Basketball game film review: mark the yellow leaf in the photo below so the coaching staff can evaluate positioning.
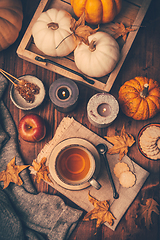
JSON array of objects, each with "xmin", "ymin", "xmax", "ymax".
[
  {"xmin": 109, "ymin": 22, "xmax": 137, "ymax": 41},
  {"xmin": 30, "ymin": 157, "xmax": 52, "ymax": 183},
  {"xmin": 56, "ymin": 12, "xmax": 99, "ymax": 49},
  {"xmin": 104, "ymin": 125, "xmax": 135, "ymax": 160},
  {"xmin": 83, "ymin": 192, "xmax": 116, "ymax": 228},
  {"xmin": 0, "ymin": 156, "xmax": 29, "ymax": 189},
  {"xmin": 70, "ymin": 12, "xmax": 99, "ymax": 45}
]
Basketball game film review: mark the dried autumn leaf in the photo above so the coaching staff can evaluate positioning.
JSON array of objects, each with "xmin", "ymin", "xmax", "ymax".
[
  {"xmin": 30, "ymin": 157, "xmax": 51, "ymax": 183},
  {"xmin": 104, "ymin": 125, "xmax": 135, "ymax": 160},
  {"xmin": 110, "ymin": 22, "xmax": 137, "ymax": 41},
  {"xmin": 83, "ymin": 192, "xmax": 116, "ymax": 228},
  {"xmin": 70, "ymin": 12, "xmax": 99, "ymax": 45},
  {"xmin": 0, "ymin": 156, "xmax": 29, "ymax": 189},
  {"xmin": 136, "ymin": 198, "xmax": 159, "ymax": 229}
]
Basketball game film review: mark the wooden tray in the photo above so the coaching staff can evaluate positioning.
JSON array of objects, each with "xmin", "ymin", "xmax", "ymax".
[{"xmin": 17, "ymin": 0, "xmax": 152, "ymax": 92}]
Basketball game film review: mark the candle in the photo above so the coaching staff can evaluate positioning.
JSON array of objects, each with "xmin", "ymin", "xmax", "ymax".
[
  {"xmin": 57, "ymin": 86, "xmax": 70, "ymax": 100},
  {"xmin": 49, "ymin": 77, "xmax": 79, "ymax": 113},
  {"xmin": 87, "ymin": 93, "xmax": 119, "ymax": 128},
  {"xmin": 97, "ymin": 103, "xmax": 111, "ymax": 117}
]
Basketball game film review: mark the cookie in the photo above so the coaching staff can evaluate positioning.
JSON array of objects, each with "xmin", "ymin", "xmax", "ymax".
[
  {"xmin": 114, "ymin": 162, "xmax": 130, "ymax": 178},
  {"xmin": 119, "ymin": 171, "xmax": 136, "ymax": 188},
  {"xmin": 114, "ymin": 162, "xmax": 136, "ymax": 188}
]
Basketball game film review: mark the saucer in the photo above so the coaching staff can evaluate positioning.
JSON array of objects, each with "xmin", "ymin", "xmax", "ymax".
[
  {"xmin": 48, "ymin": 138, "xmax": 101, "ymax": 190},
  {"xmin": 10, "ymin": 75, "xmax": 45, "ymax": 110}
]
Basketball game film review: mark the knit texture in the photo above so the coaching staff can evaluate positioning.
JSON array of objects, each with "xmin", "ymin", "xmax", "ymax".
[{"xmin": 0, "ymin": 74, "xmax": 82, "ymax": 240}]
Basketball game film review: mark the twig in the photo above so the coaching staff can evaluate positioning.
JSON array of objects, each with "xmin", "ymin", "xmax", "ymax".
[
  {"xmin": 55, "ymin": 33, "xmax": 73, "ymax": 49},
  {"xmin": 0, "ymin": 69, "xmax": 20, "ymax": 85}
]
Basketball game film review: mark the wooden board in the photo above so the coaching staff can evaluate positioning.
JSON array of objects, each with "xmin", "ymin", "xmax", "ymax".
[{"xmin": 17, "ymin": 0, "xmax": 152, "ymax": 92}]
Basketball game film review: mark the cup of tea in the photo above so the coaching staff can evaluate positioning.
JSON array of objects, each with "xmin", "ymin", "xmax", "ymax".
[{"xmin": 49, "ymin": 142, "xmax": 101, "ymax": 190}]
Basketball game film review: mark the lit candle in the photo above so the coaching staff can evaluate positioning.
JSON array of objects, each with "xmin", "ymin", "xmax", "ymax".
[
  {"xmin": 57, "ymin": 87, "xmax": 70, "ymax": 100},
  {"xmin": 87, "ymin": 93, "xmax": 119, "ymax": 128},
  {"xmin": 97, "ymin": 103, "xmax": 111, "ymax": 117},
  {"xmin": 49, "ymin": 78, "xmax": 79, "ymax": 113}
]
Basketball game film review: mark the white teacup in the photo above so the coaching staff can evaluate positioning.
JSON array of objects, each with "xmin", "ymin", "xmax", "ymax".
[{"xmin": 49, "ymin": 140, "xmax": 101, "ymax": 190}]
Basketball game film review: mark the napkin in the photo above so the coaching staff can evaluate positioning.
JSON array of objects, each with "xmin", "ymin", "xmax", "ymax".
[
  {"xmin": 34, "ymin": 117, "xmax": 149, "ymax": 231},
  {"xmin": 0, "ymin": 73, "xmax": 82, "ymax": 240}
]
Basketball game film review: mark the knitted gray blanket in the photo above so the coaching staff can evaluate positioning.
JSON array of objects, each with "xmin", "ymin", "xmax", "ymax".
[{"xmin": 0, "ymin": 74, "xmax": 82, "ymax": 240}]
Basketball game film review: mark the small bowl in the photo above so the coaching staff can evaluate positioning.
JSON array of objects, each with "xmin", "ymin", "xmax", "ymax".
[
  {"xmin": 137, "ymin": 123, "xmax": 160, "ymax": 161},
  {"xmin": 10, "ymin": 75, "xmax": 45, "ymax": 110}
]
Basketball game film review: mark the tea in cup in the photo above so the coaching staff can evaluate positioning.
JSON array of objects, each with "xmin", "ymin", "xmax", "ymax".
[{"xmin": 55, "ymin": 144, "xmax": 101, "ymax": 190}]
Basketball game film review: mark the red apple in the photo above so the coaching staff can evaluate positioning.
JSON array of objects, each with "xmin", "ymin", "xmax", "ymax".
[{"xmin": 18, "ymin": 114, "xmax": 46, "ymax": 142}]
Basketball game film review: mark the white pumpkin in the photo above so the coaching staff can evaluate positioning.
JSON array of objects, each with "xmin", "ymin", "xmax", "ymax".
[
  {"xmin": 32, "ymin": 8, "xmax": 76, "ymax": 57},
  {"xmin": 74, "ymin": 31, "xmax": 120, "ymax": 78}
]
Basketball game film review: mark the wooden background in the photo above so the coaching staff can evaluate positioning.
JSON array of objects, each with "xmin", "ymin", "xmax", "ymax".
[{"xmin": 1, "ymin": 0, "xmax": 160, "ymax": 239}]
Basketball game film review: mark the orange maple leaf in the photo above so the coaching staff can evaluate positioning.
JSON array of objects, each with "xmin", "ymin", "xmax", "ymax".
[
  {"xmin": 70, "ymin": 12, "xmax": 99, "ymax": 45},
  {"xmin": 0, "ymin": 156, "xmax": 29, "ymax": 189},
  {"xmin": 110, "ymin": 22, "xmax": 137, "ymax": 41},
  {"xmin": 104, "ymin": 125, "xmax": 135, "ymax": 160},
  {"xmin": 83, "ymin": 192, "xmax": 116, "ymax": 228},
  {"xmin": 30, "ymin": 157, "xmax": 52, "ymax": 183}
]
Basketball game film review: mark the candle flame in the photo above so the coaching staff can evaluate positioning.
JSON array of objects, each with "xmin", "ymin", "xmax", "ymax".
[
  {"xmin": 103, "ymin": 108, "xmax": 107, "ymax": 113},
  {"xmin": 62, "ymin": 91, "xmax": 66, "ymax": 97}
]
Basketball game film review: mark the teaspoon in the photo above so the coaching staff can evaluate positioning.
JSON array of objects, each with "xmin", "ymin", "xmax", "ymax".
[{"xmin": 96, "ymin": 143, "xmax": 119, "ymax": 199}]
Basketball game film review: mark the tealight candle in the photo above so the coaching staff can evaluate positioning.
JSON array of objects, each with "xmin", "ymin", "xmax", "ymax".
[
  {"xmin": 87, "ymin": 93, "xmax": 119, "ymax": 128},
  {"xmin": 57, "ymin": 86, "xmax": 70, "ymax": 100},
  {"xmin": 49, "ymin": 78, "xmax": 79, "ymax": 113},
  {"xmin": 97, "ymin": 103, "xmax": 111, "ymax": 117}
]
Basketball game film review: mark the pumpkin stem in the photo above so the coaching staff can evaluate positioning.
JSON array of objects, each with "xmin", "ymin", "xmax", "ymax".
[
  {"xmin": 89, "ymin": 40, "xmax": 96, "ymax": 52},
  {"xmin": 47, "ymin": 22, "xmax": 59, "ymax": 30},
  {"xmin": 140, "ymin": 83, "xmax": 149, "ymax": 98}
]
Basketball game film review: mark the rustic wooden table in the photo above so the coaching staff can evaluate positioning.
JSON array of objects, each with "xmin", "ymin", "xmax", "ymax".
[{"xmin": 1, "ymin": 0, "xmax": 160, "ymax": 239}]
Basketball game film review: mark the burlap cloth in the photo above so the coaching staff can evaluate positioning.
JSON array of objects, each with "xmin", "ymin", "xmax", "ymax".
[{"xmin": 32, "ymin": 116, "xmax": 150, "ymax": 231}]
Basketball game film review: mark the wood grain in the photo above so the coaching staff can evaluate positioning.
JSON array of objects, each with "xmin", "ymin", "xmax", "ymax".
[{"xmin": 1, "ymin": 0, "xmax": 160, "ymax": 239}]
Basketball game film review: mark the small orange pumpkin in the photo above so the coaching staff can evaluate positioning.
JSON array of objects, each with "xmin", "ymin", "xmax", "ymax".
[
  {"xmin": 70, "ymin": 0, "xmax": 122, "ymax": 25},
  {"xmin": 0, "ymin": 0, "xmax": 23, "ymax": 51},
  {"xmin": 118, "ymin": 76, "xmax": 160, "ymax": 120}
]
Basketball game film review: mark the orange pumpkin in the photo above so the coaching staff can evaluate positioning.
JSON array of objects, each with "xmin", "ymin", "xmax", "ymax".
[
  {"xmin": 70, "ymin": 0, "xmax": 122, "ymax": 25},
  {"xmin": 118, "ymin": 76, "xmax": 160, "ymax": 120},
  {"xmin": 0, "ymin": 0, "xmax": 23, "ymax": 51}
]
